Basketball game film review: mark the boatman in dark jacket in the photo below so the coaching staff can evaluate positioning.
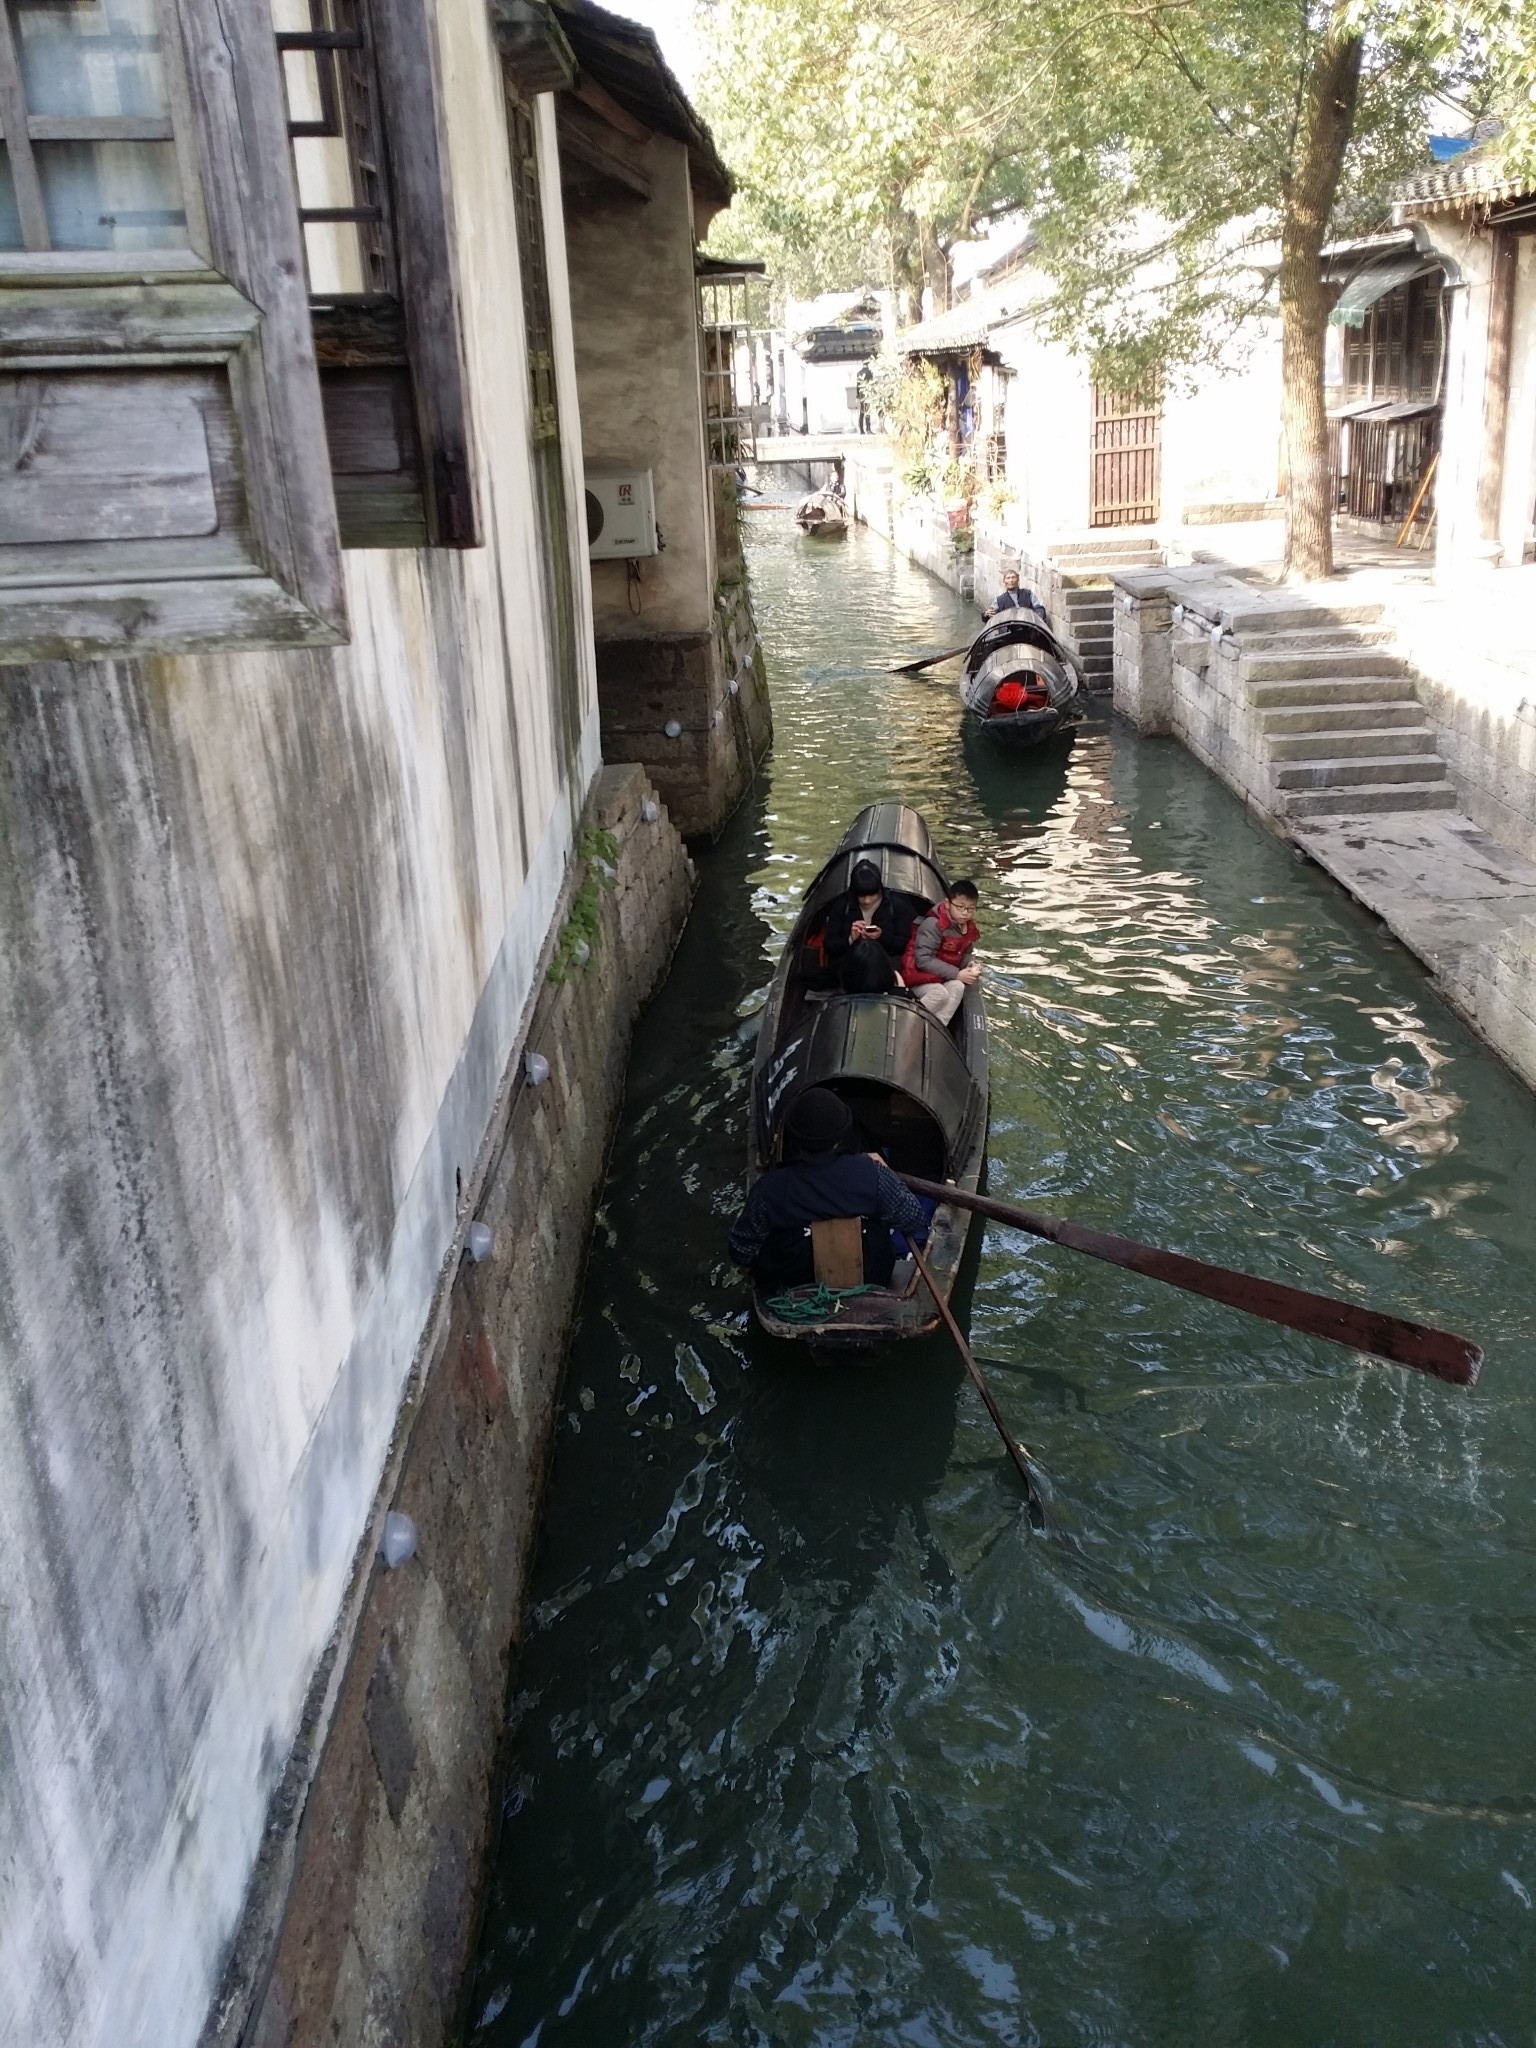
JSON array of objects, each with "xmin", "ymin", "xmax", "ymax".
[{"xmin": 728, "ymin": 1087, "xmax": 927, "ymax": 1289}]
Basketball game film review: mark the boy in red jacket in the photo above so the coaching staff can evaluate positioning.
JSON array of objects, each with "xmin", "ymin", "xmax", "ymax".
[{"xmin": 902, "ymin": 879, "xmax": 980, "ymax": 1026}]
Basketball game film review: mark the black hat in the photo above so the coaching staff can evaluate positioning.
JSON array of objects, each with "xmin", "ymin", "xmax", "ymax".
[
  {"xmin": 850, "ymin": 859, "xmax": 882, "ymax": 894},
  {"xmin": 784, "ymin": 1087, "xmax": 853, "ymax": 1155}
]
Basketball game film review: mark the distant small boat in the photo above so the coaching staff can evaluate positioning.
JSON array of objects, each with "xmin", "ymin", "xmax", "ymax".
[
  {"xmin": 794, "ymin": 490, "xmax": 847, "ymax": 538},
  {"xmin": 960, "ymin": 610, "xmax": 1085, "ymax": 748}
]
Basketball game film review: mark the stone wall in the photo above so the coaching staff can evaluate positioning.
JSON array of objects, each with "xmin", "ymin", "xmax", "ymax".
[
  {"xmin": 1111, "ymin": 565, "xmax": 1284, "ymax": 817},
  {"xmin": 592, "ymin": 544, "xmax": 770, "ymax": 841},
  {"xmin": 215, "ymin": 765, "xmax": 693, "ymax": 2048},
  {"xmin": 1444, "ymin": 913, "xmax": 1536, "ymax": 1098},
  {"xmin": 0, "ymin": 67, "xmax": 613, "ymax": 2048}
]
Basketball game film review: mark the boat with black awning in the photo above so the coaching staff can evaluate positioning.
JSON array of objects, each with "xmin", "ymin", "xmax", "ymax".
[
  {"xmin": 745, "ymin": 802, "xmax": 989, "ymax": 1343},
  {"xmin": 960, "ymin": 609, "xmax": 1085, "ymax": 748}
]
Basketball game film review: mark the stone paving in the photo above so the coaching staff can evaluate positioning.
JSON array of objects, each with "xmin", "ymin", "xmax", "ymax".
[{"xmin": 1292, "ymin": 810, "xmax": 1536, "ymax": 1091}]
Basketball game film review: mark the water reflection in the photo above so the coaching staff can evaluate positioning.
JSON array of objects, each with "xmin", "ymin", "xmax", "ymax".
[{"xmin": 470, "ymin": 518, "xmax": 1536, "ymax": 2048}]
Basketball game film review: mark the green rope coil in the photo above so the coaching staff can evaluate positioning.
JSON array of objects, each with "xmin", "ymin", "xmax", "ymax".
[{"xmin": 763, "ymin": 1281, "xmax": 883, "ymax": 1323}]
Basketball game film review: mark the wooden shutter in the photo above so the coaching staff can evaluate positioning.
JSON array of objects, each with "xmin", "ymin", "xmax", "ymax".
[
  {"xmin": 0, "ymin": 0, "xmax": 346, "ymax": 664},
  {"xmin": 1090, "ymin": 384, "xmax": 1162, "ymax": 528}
]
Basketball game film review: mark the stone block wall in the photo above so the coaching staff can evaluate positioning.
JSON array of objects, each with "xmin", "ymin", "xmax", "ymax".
[
  {"xmin": 1404, "ymin": 668, "xmax": 1536, "ymax": 864},
  {"xmin": 214, "ymin": 766, "xmax": 693, "ymax": 2048},
  {"xmin": 1112, "ymin": 568, "xmax": 1280, "ymax": 817},
  {"xmin": 593, "ymin": 586, "xmax": 769, "ymax": 841},
  {"xmin": 1445, "ymin": 912, "xmax": 1536, "ymax": 1096}
]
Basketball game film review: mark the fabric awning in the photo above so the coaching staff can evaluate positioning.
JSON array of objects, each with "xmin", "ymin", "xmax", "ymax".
[{"xmin": 1330, "ymin": 255, "xmax": 1440, "ymax": 327}]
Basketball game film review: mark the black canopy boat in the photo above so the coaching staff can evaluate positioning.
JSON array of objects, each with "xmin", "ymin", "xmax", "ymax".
[
  {"xmin": 746, "ymin": 802, "xmax": 989, "ymax": 1344},
  {"xmin": 959, "ymin": 608, "xmax": 1085, "ymax": 749}
]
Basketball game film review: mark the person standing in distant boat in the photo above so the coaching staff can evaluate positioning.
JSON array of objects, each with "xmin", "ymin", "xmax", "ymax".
[
  {"xmin": 985, "ymin": 568, "xmax": 1048, "ymax": 622},
  {"xmin": 902, "ymin": 879, "xmax": 981, "ymax": 1027}
]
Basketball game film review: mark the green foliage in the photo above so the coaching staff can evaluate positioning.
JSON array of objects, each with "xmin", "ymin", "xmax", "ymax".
[
  {"xmin": 548, "ymin": 828, "xmax": 620, "ymax": 985},
  {"xmin": 698, "ymin": 0, "xmax": 1521, "ymax": 380}
]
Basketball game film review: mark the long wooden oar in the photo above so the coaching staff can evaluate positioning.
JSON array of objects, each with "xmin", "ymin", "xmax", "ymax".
[
  {"xmin": 891, "ymin": 643, "xmax": 969, "ymax": 676},
  {"xmin": 909, "ymin": 1237, "xmax": 1049, "ymax": 1524},
  {"xmin": 902, "ymin": 1177, "xmax": 1483, "ymax": 1387}
]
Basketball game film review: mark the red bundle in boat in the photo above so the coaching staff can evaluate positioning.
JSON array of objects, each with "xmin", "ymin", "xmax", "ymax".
[{"xmin": 991, "ymin": 676, "xmax": 1048, "ymax": 715}]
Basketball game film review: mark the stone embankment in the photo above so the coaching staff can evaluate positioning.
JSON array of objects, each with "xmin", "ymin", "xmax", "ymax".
[
  {"xmin": 1114, "ymin": 564, "xmax": 1536, "ymax": 1095},
  {"xmin": 209, "ymin": 765, "xmax": 693, "ymax": 2048}
]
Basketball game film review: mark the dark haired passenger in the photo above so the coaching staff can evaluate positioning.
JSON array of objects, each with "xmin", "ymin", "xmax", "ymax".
[
  {"xmin": 727, "ymin": 1086, "xmax": 927, "ymax": 1288},
  {"xmin": 823, "ymin": 858, "xmax": 912, "ymax": 973},
  {"xmin": 841, "ymin": 936, "xmax": 897, "ymax": 994},
  {"xmin": 902, "ymin": 878, "xmax": 981, "ymax": 1027}
]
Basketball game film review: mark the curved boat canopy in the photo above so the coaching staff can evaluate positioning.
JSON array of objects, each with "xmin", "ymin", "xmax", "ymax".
[
  {"xmin": 966, "ymin": 612, "xmax": 1075, "ymax": 674},
  {"xmin": 758, "ymin": 993, "xmax": 983, "ymax": 1176},
  {"xmin": 800, "ymin": 802, "xmax": 948, "ymax": 926}
]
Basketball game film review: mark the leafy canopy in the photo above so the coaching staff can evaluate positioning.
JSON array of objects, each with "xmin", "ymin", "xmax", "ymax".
[{"xmin": 700, "ymin": 0, "xmax": 1507, "ymax": 379}]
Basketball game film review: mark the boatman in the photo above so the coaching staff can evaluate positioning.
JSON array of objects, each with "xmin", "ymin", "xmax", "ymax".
[
  {"xmin": 985, "ymin": 568, "xmax": 1049, "ymax": 623},
  {"xmin": 728, "ymin": 1087, "xmax": 928, "ymax": 1289},
  {"xmin": 902, "ymin": 879, "xmax": 981, "ymax": 1027}
]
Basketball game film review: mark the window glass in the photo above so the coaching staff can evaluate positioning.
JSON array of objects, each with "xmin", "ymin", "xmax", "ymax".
[
  {"xmin": 0, "ymin": 0, "xmax": 188, "ymax": 251},
  {"xmin": 13, "ymin": 0, "xmax": 170, "ymax": 117},
  {"xmin": 35, "ymin": 139, "xmax": 184, "ymax": 249}
]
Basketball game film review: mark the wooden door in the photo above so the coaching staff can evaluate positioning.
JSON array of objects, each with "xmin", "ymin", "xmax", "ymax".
[{"xmin": 1090, "ymin": 384, "xmax": 1162, "ymax": 526}]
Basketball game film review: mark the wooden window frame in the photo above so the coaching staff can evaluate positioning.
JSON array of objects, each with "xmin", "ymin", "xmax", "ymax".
[
  {"xmin": 277, "ymin": 0, "xmax": 480, "ymax": 551},
  {"xmin": 0, "ymin": 0, "xmax": 349, "ymax": 664}
]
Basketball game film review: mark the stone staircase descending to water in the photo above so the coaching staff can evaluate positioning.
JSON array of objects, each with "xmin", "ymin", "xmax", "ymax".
[
  {"xmin": 1229, "ymin": 599, "xmax": 1457, "ymax": 820},
  {"xmin": 1049, "ymin": 536, "xmax": 1165, "ymax": 693}
]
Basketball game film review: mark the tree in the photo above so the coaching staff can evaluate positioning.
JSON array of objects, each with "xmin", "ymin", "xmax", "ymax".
[
  {"xmin": 699, "ymin": 0, "xmax": 1511, "ymax": 579},
  {"xmin": 980, "ymin": 0, "xmax": 1485, "ymax": 575},
  {"xmin": 696, "ymin": 0, "xmax": 1039, "ymax": 313}
]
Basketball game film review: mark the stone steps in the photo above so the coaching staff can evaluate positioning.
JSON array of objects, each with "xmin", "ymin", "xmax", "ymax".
[
  {"xmin": 1226, "ymin": 601, "xmax": 1386, "ymax": 634},
  {"xmin": 1240, "ymin": 622, "xmax": 1398, "ymax": 654},
  {"xmin": 1282, "ymin": 779, "xmax": 1459, "ymax": 819},
  {"xmin": 1260, "ymin": 697, "xmax": 1427, "ymax": 735},
  {"xmin": 1244, "ymin": 647, "xmax": 1410, "ymax": 682},
  {"xmin": 1249, "ymin": 673, "xmax": 1412, "ymax": 710},
  {"xmin": 1268, "ymin": 723, "xmax": 1438, "ymax": 760},
  {"xmin": 1274, "ymin": 751, "xmax": 1448, "ymax": 791}
]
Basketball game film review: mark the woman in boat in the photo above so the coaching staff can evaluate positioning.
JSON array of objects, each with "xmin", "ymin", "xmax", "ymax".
[{"xmin": 727, "ymin": 1087, "xmax": 927, "ymax": 1289}]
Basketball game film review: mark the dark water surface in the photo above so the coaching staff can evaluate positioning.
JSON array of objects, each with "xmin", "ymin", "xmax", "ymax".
[{"xmin": 469, "ymin": 521, "xmax": 1536, "ymax": 2046}]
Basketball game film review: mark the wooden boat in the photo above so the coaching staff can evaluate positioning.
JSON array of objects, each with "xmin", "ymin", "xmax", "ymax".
[
  {"xmin": 746, "ymin": 802, "xmax": 989, "ymax": 1344},
  {"xmin": 959, "ymin": 609, "xmax": 1085, "ymax": 748},
  {"xmin": 794, "ymin": 490, "xmax": 848, "ymax": 537}
]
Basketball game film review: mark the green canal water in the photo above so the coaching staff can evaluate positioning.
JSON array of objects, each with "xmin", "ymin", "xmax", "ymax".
[{"xmin": 469, "ymin": 520, "xmax": 1536, "ymax": 2046}]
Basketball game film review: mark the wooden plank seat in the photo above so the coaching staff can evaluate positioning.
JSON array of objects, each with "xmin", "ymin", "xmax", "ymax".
[{"xmin": 810, "ymin": 1216, "xmax": 865, "ymax": 1290}]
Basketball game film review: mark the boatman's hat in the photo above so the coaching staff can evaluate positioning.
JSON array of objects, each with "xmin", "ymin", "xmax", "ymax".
[{"xmin": 784, "ymin": 1087, "xmax": 853, "ymax": 1156}]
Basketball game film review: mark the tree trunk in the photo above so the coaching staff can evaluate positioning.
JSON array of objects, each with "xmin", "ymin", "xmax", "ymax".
[{"xmin": 1278, "ymin": 13, "xmax": 1362, "ymax": 582}]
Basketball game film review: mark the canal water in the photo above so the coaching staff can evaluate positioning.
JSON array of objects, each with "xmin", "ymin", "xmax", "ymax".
[{"xmin": 470, "ymin": 521, "xmax": 1536, "ymax": 2045}]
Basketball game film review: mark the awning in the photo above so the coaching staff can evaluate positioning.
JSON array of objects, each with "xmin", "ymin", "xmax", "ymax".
[{"xmin": 1329, "ymin": 255, "xmax": 1440, "ymax": 327}]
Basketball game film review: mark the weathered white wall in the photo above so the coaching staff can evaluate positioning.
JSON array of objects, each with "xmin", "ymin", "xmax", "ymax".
[
  {"xmin": 564, "ymin": 134, "xmax": 714, "ymax": 640},
  {"xmin": 1429, "ymin": 220, "xmax": 1496, "ymax": 575},
  {"xmin": 1161, "ymin": 328, "xmax": 1284, "ymax": 516},
  {"xmin": 0, "ymin": 21, "xmax": 599, "ymax": 2047},
  {"xmin": 987, "ymin": 308, "xmax": 1282, "ymax": 535},
  {"xmin": 1500, "ymin": 238, "xmax": 1536, "ymax": 566}
]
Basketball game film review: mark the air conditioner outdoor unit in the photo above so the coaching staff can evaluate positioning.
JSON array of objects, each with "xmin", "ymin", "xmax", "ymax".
[{"xmin": 585, "ymin": 470, "xmax": 658, "ymax": 559}]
